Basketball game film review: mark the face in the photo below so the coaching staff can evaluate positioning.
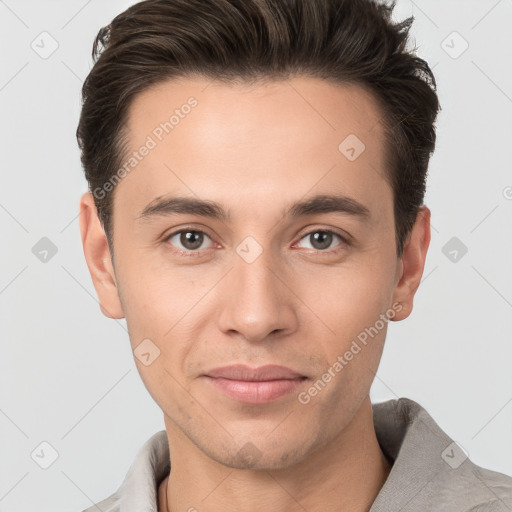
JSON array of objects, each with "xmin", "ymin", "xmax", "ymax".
[{"xmin": 80, "ymin": 76, "xmax": 430, "ymax": 470}]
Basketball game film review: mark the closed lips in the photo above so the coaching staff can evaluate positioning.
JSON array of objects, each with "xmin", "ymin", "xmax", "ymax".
[{"xmin": 205, "ymin": 364, "xmax": 307, "ymax": 381}]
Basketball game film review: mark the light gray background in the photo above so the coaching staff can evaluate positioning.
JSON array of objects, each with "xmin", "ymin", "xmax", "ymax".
[{"xmin": 1, "ymin": 0, "xmax": 511, "ymax": 511}]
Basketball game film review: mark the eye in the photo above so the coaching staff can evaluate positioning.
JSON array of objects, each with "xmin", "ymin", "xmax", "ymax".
[
  {"xmin": 163, "ymin": 227, "xmax": 349, "ymax": 256},
  {"xmin": 295, "ymin": 229, "xmax": 348, "ymax": 252},
  {"xmin": 165, "ymin": 229, "xmax": 214, "ymax": 254}
]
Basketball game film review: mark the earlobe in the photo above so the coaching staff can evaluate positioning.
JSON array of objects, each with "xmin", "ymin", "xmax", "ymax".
[
  {"xmin": 79, "ymin": 192, "xmax": 125, "ymax": 319},
  {"xmin": 390, "ymin": 206, "xmax": 431, "ymax": 322}
]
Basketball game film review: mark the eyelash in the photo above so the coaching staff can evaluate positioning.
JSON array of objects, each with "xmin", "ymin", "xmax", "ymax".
[{"xmin": 162, "ymin": 226, "xmax": 350, "ymax": 258}]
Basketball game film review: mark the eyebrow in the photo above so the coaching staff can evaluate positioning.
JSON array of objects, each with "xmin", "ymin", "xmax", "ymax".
[{"xmin": 138, "ymin": 193, "xmax": 371, "ymax": 222}]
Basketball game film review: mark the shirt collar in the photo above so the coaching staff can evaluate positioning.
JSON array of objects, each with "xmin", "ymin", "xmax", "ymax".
[{"xmin": 115, "ymin": 429, "xmax": 170, "ymax": 512}]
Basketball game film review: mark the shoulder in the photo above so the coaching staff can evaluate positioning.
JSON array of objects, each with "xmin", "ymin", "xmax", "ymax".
[
  {"xmin": 457, "ymin": 463, "xmax": 512, "ymax": 511},
  {"xmin": 371, "ymin": 397, "xmax": 512, "ymax": 511},
  {"xmin": 77, "ymin": 430, "xmax": 169, "ymax": 512},
  {"xmin": 80, "ymin": 491, "xmax": 119, "ymax": 512}
]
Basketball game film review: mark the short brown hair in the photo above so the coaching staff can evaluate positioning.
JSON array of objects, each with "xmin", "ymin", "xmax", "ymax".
[{"xmin": 76, "ymin": 0, "xmax": 440, "ymax": 258}]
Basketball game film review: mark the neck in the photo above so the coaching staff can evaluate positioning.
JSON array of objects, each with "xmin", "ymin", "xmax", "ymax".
[{"xmin": 159, "ymin": 396, "xmax": 391, "ymax": 512}]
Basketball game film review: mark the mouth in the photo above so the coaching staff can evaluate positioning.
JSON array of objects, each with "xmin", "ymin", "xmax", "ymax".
[
  {"xmin": 203, "ymin": 376, "xmax": 307, "ymax": 404},
  {"xmin": 203, "ymin": 364, "xmax": 308, "ymax": 404},
  {"xmin": 205, "ymin": 363, "xmax": 306, "ymax": 381}
]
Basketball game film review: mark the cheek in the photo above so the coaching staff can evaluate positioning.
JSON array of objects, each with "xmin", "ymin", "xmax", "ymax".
[
  {"xmin": 117, "ymin": 274, "xmax": 194, "ymax": 409},
  {"xmin": 116, "ymin": 254, "xmax": 179, "ymax": 326},
  {"xmin": 299, "ymin": 259, "xmax": 393, "ymax": 339},
  {"xmin": 297, "ymin": 260, "xmax": 394, "ymax": 403},
  {"xmin": 116, "ymin": 266, "xmax": 201, "ymax": 369}
]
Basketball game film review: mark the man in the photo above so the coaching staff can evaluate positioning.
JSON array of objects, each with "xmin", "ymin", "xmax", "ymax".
[{"xmin": 76, "ymin": 0, "xmax": 512, "ymax": 510}]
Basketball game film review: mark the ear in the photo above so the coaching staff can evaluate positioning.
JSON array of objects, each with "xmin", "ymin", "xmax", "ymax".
[
  {"xmin": 79, "ymin": 192, "xmax": 124, "ymax": 319},
  {"xmin": 390, "ymin": 205, "xmax": 431, "ymax": 321}
]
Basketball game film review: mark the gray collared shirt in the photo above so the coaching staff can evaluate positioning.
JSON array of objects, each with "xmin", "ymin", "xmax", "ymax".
[{"xmin": 81, "ymin": 397, "xmax": 512, "ymax": 511}]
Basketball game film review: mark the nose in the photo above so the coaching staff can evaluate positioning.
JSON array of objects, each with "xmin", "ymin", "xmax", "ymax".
[{"xmin": 216, "ymin": 247, "xmax": 298, "ymax": 344}]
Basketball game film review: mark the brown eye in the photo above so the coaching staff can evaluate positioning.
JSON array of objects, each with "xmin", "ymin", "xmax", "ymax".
[
  {"xmin": 166, "ymin": 230, "xmax": 212, "ymax": 252},
  {"xmin": 296, "ymin": 230, "xmax": 347, "ymax": 252}
]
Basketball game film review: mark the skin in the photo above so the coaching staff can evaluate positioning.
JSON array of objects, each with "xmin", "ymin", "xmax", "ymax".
[{"xmin": 80, "ymin": 76, "xmax": 430, "ymax": 512}]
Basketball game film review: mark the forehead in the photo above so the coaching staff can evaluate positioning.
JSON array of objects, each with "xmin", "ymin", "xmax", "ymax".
[
  {"xmin": 126, "ymin": 75, "xmax": 386, "ymax": 150},
  {"xmin": 115, "ymin": 75, "xmax": 391, "ymax": 224}
]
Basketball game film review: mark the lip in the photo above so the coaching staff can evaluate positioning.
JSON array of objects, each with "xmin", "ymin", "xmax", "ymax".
[
  {"xmin": 205, "ymin": 364, "xmax": 305, "ymax": 381},
  {"xmin": 203, "ymin": 365, "xmax": 307, "ymax": 404}
]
